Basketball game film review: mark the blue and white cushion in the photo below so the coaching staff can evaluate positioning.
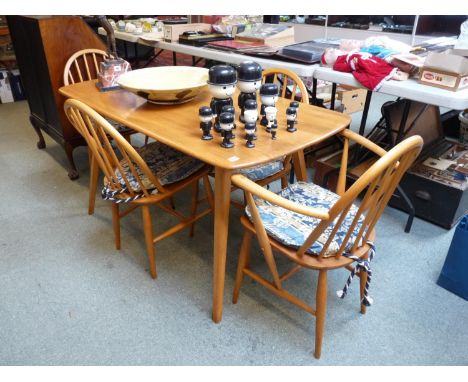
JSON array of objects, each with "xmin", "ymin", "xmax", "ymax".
[
  {"xmin": 112, "ymin": 141, "xmax": 204, "ymax": 194},
  {"xmin": 245, "ymin": 182, "xmax": 366, "ymax": 257},
  {"xmin": 107, "ymin": 118, "xmax": 130, "ymax": 133},
  {"xmin": 238, "ymin": 157, "xmax": 285, "ymax": 182}
]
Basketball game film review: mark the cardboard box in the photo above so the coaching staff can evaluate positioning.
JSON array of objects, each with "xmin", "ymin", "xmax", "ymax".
[
  {"xmin": 163, "ymin": 23, "xmax": 212, "ymax": 42},
  {"xmin": 0, "ymin": 70, "xmax": 14, "ymax": 103},
  {"xmin": 337, "ymin": 86, "xmax": 367, "ymax": 114},
  {"xmin": 235, "ymin": 24, "xmax": 295, "ymax": 47},
  {"xmin": 418, "ymin": 51, "xmax": 468, "ymax": 91}
]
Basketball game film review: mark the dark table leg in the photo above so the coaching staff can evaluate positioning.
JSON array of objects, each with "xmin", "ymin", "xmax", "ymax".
[
  {"xmin": 330, "ymin": 83, "xmax": 337, "ymax": 111},
  {"xmin": 311, "ymin": 77, "xmax": 318, "ymax": 106},
  {"xmin": 142, "ymin": 49, "xmax": 165, "ymax": 68},
  {"xmin": 134, "ymin": 43, "xmax": 139, "ymax": 68}
]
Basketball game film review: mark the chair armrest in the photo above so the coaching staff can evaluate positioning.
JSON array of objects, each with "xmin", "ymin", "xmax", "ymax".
[
  {"xmin": 341, "ymin": 129, "xmax": 387, "ymax": 157},
  {"xmin": 231, "ymin": 174, "xmax": 330, "ymax": 220}
]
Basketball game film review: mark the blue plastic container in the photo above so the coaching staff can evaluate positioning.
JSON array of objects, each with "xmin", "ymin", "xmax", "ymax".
[{"xmin": 437, "ymin": 215, "xmax": 468, "ymax": 301}]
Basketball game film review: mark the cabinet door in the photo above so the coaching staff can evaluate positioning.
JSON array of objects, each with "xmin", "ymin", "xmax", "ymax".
[{"xmin": 7, "ymin": 16, "xmax": 63, "ymax": 142}]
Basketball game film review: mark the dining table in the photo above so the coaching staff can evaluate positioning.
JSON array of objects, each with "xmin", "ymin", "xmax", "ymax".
[{"xmin": 59, "ymin": 79, "xmax": 351, "ymax": 323}]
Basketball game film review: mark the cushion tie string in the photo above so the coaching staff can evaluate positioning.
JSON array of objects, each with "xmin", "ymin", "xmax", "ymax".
[
  {"xmin": 336, "ymin": 241, "xmax": 375, "ymax": 307},
  {"xmin": 101, "ymin": 184, "xmax": 145, "ymax": 204}
]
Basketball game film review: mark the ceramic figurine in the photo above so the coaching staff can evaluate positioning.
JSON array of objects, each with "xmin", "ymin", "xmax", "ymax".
[
  {"xmin": 259, "ymin": 83, "xmax": 279, "ymax": 127},
  {"xmin": 237, "ymin": 61, "xmax": 262, "ymax": 123},
  {"xmin": 286, "ymin": 107, "xmax": 297, "ymax": 132},
  {"xmin": 125, "ymin": 22, "xmax": 136, "ymax": 34},
  {"xmin": 199, "ymin": 106, "xmax": 213, "ymax": 140},
  {"xmin": 134, "ymin": 26, "xmax": 143, "ymax": 35},
  {"xmin": 207, "ymin": 65, "xmax": 237, "ymax": 133},
  {"xmin": 221, "ymin": 105, "xmax": 236, "ymax": 130},
  {"xmin": 219, "ymin": 112, "xmax": 235, "ymax": 148},
  {"xmin": 290, "ymin": 101, "xmax": 300, "ymax": 124},
  {"xmin": 117, "ymin": 20, "xmax": 126, "ymax": 32},
  {"xmin": 243, "ymin": 99, "xmax": 258, "ymax": 146},
  {"xmin": 265, "ymin": 106, "xmax": 278, "ymax": 138}
]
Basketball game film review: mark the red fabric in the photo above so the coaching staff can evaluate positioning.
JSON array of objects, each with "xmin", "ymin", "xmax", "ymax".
[{"xmin": 333, "ymin": 52, "xmax": 396, "ymax": 91}]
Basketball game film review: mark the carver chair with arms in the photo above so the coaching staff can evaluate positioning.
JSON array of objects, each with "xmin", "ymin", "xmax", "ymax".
[
  {"xmin": 231, "ymin": 129, "xmax": 423, "ymax": 359},
  {"xmin": 64, "ymin": 49, "xmax": 148, "ymax": 215},
  {"xmin": 64, "ymin": 98, "xmax": 214, "ymax": 279},
  {"xmin": 233, "ymin": 68, "xmax": 311, "ymax": 201}
]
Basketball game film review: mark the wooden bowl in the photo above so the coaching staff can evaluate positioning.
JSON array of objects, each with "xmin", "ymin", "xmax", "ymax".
[{"xmin": 117, "ymin": 66, "xmax": 209, "ymax": 104}]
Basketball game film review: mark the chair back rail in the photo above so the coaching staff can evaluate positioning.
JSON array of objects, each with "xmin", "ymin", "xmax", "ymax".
[
  {"xmin": 64, "ymin": 99, "xmax": 166, "ymax": 198},
  {"xmin": 262, "ymin": 67, "xmax": 310, "ymax": 104},
  {"xmin": 63, "ymin": 49, "xmax": 110, "ymax": 86}
]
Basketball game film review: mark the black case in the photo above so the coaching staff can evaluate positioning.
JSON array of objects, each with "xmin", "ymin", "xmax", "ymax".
[{"xmin": 383, "ymin": 100, "xmax": 468, "ymax": 229}]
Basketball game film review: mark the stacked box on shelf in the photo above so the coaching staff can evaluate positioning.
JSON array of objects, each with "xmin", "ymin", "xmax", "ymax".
[{"xmin": 0, "ymin": 69, "xmax": 14, "ymax": 103}]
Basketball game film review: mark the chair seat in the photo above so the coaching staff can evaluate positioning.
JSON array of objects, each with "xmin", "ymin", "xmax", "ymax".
[
  {"xmin": 106, "ymin": 118, "xmax": 132, "ymax": 134},
  {"xmin": 113, "ymin": 141, "xmax": 205, "ymax": 193},
  {"xmin": 246, "ymin": 182, "xmax": 366, "ymax": 257},
  {"xmin": 238, "ymin": 158, "xmax": 284, "ymax": 182}
]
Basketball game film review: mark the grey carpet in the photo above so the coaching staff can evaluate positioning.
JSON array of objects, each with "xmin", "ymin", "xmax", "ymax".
[{"xmin": 0, "ymin": 99, "xmax": 467, "ymax": 365}]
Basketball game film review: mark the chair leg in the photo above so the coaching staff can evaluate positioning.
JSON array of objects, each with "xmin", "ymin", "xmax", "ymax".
[
  {"xmin": 144, "ymin": 135, "xmax": 149, "ymax": 146},
  {"xmin": 314, "ymin": 270, "xmax": 328, "ymax": 359},
  {"xmin": 232, "ymin": 230, "xmax": 253, "ymax": 304},
  {"xmin": 142, "ymin": 205, "xmax": 157, "ymax": 279},
  {"xmin": 88, "ymin": 151, "xmax": 99, "ymax": 215},
  {"xmin": 203, "ymin": 175, "xmax": 215, "ymax": 211},
  {"xmin": 189, "ymin": 180, "xmax": 199, "ymax": 237},
  {"xmin": 111, "ymin": 203, "xmax": 121, "ymax": 250},
  {"xmin": 281, "ymin": 175, "xmax": 288, "ymax": 189},
  {"xmin": 169, "ymin": 197, "xmax": 176, "ymax": 210},
  {"xmin": 359, "ymin": 269, "xmax": 368, "ymax": 315}
]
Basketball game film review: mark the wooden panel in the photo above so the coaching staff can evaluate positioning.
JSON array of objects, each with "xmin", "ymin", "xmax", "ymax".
[
  {"xmin": 36, "ymin": 16, "xmax": 106, "ymax": 140},
  {"xmin": 60, "ymin": 81, "xmax": 351, "ymax": 170},
  {"xmin": 7, "ymin": 16, "xmax": 107, "ymax": 178}
]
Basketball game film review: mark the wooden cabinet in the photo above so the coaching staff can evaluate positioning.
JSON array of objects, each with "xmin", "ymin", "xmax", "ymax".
[{"xmin": 7, "ymin": 16, "xmax": 107, "ymax": 179}]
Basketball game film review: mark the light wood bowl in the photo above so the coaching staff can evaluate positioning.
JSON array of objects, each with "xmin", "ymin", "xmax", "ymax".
[{"xmin": 117, "ymin": 66, "xmax": 209, "ymax": 104}]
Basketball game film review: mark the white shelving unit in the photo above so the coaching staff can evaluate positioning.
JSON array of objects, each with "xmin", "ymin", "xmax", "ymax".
[{"xmin": 282, "ymin": 16, "xmax": 459, "ymax": 46}]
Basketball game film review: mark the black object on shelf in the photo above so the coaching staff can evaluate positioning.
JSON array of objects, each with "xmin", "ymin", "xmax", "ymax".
[
  {"xmin": 179, "ymin": 32, "xmax": 233, "ymax": 47},
  {"xmin": 263, "ymin": 16, "xmax": 280, "ymax": 24},
  {"xmin": 278, "ymin": 41, "xmax": 329, "ymax": 64}
]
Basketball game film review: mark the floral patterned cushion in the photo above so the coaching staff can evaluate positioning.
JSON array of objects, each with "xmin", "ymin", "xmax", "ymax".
[
  {"xmin": 238, "ymin": 157, "xmax": 285, "ymax": 182},
  {"xmin": 245, "ymin": 182, "xmax": 366, "ymax": 257},
  {"xmin": 113, "ymin": 142, "xmax": 205, "ymax": 194},
  {"xmin": 106, "ymin": 118, "xmax": 130, "ymax": 133}
]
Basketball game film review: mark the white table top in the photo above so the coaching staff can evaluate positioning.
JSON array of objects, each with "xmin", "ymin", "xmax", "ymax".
[
  {"xmin": 313, "ymin": 66, "xmax": 468, "ymax": 110},
  {"xmin": 100, "ymin": 28, "xmax": 468, "ymax": 110},
  {"xmin": 98, "ymin": 28, "xmax": 319, "ymax": 77}
]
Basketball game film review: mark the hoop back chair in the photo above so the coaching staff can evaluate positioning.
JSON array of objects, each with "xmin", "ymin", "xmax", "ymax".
[
  {"xmin": 64, "ymin": 98, "xmax": 214, "ymax": 279},
  {"xmin": 231, "ymin": 129, "xmax": 423, "ymax": 358},
  {"xmin": 63, "ymin": 49, "xmax": 110, "ymax": 86},
  {"xmin": 233, "ymin": 69, "xmax": 310, "ymax": 201},
  {"xmin": 63, "ymin": 49, "xmax": 145, "ymax": 215},
  {"xmin": 261, "ymin": 67, "xmax": 310, "ymax": 104}
]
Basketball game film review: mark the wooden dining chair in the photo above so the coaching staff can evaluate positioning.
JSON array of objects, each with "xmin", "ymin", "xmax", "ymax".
[
  {"xmin": 63, "ymin": 49, "xmax": 110, "ymax": 86},
  {"xmin": 262, "ymin": 67, "xmax": 310, "ymax": 104},
  {"xmin": 64, "ymin": 98, "xmax": 214, "ymax": 279},
  {"xmin": 235, "ymin": 68, "xmax": 311, "ymax": 192},
  {"xmin": 63, "ymin": 49, "xmax": 148, "ymax": 215},
  {"xmin": 231, "ymin": 129, "xmax": 423, "ymax": 359}
]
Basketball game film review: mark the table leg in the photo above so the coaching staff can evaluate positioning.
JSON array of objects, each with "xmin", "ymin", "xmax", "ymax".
[
  {"xmin": 212, "ymin": 167, "xmax": 232, "ymax": 323},
  {"xmin": 330, "ymin": 83, "xmax": 337, "ymax": 111},
  {"xmin": 292, "ymin": 149, "xmax": 307, "ymax": 182}
]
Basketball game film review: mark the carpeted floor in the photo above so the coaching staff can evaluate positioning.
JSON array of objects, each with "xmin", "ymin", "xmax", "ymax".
[{"xmin": 0, "ymin": 99, "xmax": 467, "ymax": 366}]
